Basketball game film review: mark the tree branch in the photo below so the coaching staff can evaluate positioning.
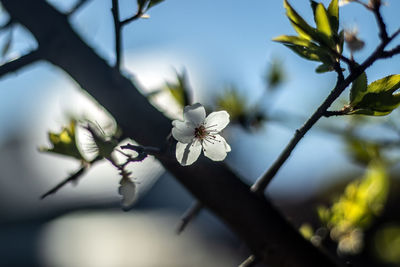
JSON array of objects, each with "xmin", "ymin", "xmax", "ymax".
[
  {"xmin": 111, "ymin": 0, "xmax": 122, "ymax": 69},
  {"xmin": 0, "ymin": 0, "xmax": 342, "ymax": 266},
  {"xmin": 41, "ymin": 156, "xmax": 102, "ymax": 199},
  {"xmin": 0, "ymin": 49, "xmax": 42, "ymax": 79},
  {"xmin": 176, "ymin": 201, "xmax": 203, "ymax": 234},
  {"xmin": 67, "ymin": 0, "xmax": 90, "ymax": 16},
  {"xmin": 371, "ymin": 1, "xmax": 389, "ymax": 42}
]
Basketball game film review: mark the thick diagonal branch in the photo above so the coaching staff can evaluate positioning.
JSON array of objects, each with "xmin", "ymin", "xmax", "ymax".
[{"xmin": 0, "ymin": 1, "xmax": 341, "ymax": 266}]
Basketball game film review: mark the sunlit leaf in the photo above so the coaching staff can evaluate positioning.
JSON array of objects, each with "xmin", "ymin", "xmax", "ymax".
[
  {"xmin": 349, "ymin": 71, "xmax": 368, "ymax": 105},
  {"xmin": 345, "ymin": 137, "xmax": 380, "ymax": 166},
  {"xmin": 284, "ymin": 0, "xmax": 316, "ymax": 40},
  {"xmin": 315, "ymin": 3, "xmax": 335, "ymax": 48},
  {"xmin": 273, "ymin": 35, "xmax": 317, "ymax": 48},
  {"xmin": 216, "ymin": 88, "xmax": 247, "ymax": 122},
  {"xmin": 40, "ymin": 119, "xmax": 84, "ymax": 161},
  {"xmin": 328, "ymin": 0, "xmax": 339, "ymax": 33},
  {"xmin": 349, "ymin": 75, "xmax": 400, "ymax": 116},
  {"xmin": 315, "ymin": 3, "xmax": 332, "ymax": 38},
  {"xmin": 374, "ymin": 225, "xmax": 400, "ymax": 264},
  {"xmin": 299, "ymin": 223, "xmax": 314, "ymax": 240},
  {"xmin": 165, "ymin": 70, "xmax": 191, "ymax": 107},
  {"xmin": 318, "ymin": 160, "xmax": 389, "ymax": 252}
]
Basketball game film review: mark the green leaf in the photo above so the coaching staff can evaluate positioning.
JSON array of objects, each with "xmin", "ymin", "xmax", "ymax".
[
  {"xmin": 40, "ymin": 120, "xmax": 84, "ymax": 160},
  {"xmin": 350, "ymin": 71, "xmax": 368, "ymax": 105},
  {"xmin": 349, "ymin": 74, "xmax": 400, "ymax": 116},
  {"xmin": 165, "ymin": 70, "xmax": 191, "ymax": 107},
  {"xmin": 284, "ymin": 0, "xmax": 315, "ymax": 40},
  {"xmin": 284, "ymin": 43, "xmax": 332, "ymax": 64},
  {"xmin": 310, "ymin": 0, "xmax": 319, "ymax": 23},
  {"xmin": 315, "ymin": 63, "xmax": 334, "ymax": 73},
  {"xmin": 318, "ymin": 160, "xmax": 389, "ymax": 248},
  {"xmin": 273, "ymin": 35, "xmax": 318, "ymax": 48},
  {"xmin": 148, "ymin": 0, "xmax": 165, "ymax": 9},
  {"xmin": 328, "ymin": 0, "xmax": 339, "ymax": 33},
  {"xmin": 315, "ymin": 3, "xmax": 334, "ymax": 48},
  {"xmin": 284, "ymin": 44, "xmax": 320, "ymax": 61}
]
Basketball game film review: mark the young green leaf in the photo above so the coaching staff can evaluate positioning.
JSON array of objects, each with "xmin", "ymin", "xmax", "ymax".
[
  {"xmin": 283, "ymin": 43, "xmax": 333, "ymax": 64},
  {"xmin": 273, "ymin": 35, "xmax": 318, "ymax": 48},
  {"xmin": 315, "ymin": 3, "xmax": 334, "ymax": 48},
  {"xmin": 349, "ymin": 74, "xmax": 400, "ymax": 116},
  {"xmin": 284, "ymin": 0, "xmax": 315, "ymax": 40},
  {"xmin": 40, "ymin": 120, "xmax": 84, "ymax": 161},
  {"xmin": 310, "ymin": 0, "xmax": 319, "ymax": 23},
  {"xmin": 350, "ymin": 71, "xmax": 368, "ymax": 105},
  {"xmin": 165, "ymin": 70, "xmax": 191, "ymax": 107},
  {"xmin": 315, "ymin": 63, "xmax": 334, "ymax": 73},
  {"xmin": 328, "ymin": 0, "xmax": 339, "ymax": 33}
]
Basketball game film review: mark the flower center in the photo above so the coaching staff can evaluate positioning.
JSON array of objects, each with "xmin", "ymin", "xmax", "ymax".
[{"xmin": 194, "ymin": 125, "xmax": 208, "ymax": 139}]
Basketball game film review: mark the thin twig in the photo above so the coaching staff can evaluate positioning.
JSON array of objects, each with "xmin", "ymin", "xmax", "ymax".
[
  {"xmin": 111, "ymin": 0, "xmax": 144, "ymax": 69},
  {"xmin": 0, "ymin": 49, "xmax": 42, "ymax": 79},
  {"xmin": 176, "ymin": 201, "xmax": 203, "ymax": 234},
  {"xmin": 120, "ymin": 143, "xmax": 161, "ymax": 156},
  {"xmin": 67, "ymin": 0, "xmax": 89, "ymax": 16},
  {"xmin": 239, "ymin": 255, "xmax": 258, "ymax": 267},
  {"xmin": 41, "ymin": 156, "xmax": 102, "ymax": 199},
  {"xmin": 381, "ymin": 45, "xmax": 400, "ymax": 58},
  {"xmin": 323, "ymin": 110, "xmax": 348, "ymax": 117},
  {"xmin": 251, "ymin": 28, "xmax": 400, "ymax": 194},
  {"xmin": 111, "ymin": 0, "xmax": 122, "ymax": 69},
  {"xmin": 371, "ymin": 1, "xmax": 389, "ymax": 42}
]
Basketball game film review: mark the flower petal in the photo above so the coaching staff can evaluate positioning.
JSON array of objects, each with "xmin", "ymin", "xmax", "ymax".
[
  {"xmin": 183, "ymin": 103, "xmax": 206, "ymax": 126},
  {"xmin": 118, "ymin": 177, "xmax": 136, "ymax": 211},
  {"xmin": 204, "ymin": 111, "xmax": 230, "ymax": 132},
  {"xmin": 203, "ymin": 134, "xmax": 230, "ymax": 161},
  {"xmin": 176, "ymin": 141, "xmax": 202, "ymax": 166},
  {"xmin": 172, "ymin": 120, "xmax": 195, "ymax": 143}
]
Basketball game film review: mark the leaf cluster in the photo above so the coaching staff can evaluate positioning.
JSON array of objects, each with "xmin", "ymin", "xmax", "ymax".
[{"xmin": 274, "ymin": 0, "xmax": 343, "ymax": 73}]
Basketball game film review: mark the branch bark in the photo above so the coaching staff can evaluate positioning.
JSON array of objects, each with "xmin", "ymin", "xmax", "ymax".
[
  {"xmin": 0, "ymin": 49, "xmax": 42, "ymax": 78},
  {"xmin": 0, "ymin": 0, "xmax": 341, "ymax": 266}
]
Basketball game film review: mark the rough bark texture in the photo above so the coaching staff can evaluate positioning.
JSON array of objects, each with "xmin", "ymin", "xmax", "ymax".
[{"xmin": 0, "ymin": 1, "xmax": 341, "ymax": 266}]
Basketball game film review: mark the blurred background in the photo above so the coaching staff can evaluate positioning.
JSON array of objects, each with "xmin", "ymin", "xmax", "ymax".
[{"xmin": 0, "ymin": 0, "xmax": 400, "ymax": 266}]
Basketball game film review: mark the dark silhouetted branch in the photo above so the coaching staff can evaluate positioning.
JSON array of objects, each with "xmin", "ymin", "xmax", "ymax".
[
  {"xmin": 0, "ymin": 49, "xmax": 41, "ymax": 78},
  {"xmin": 176, "ymin": 201, "xmax": 202, "ymax": 234},
  {"xmin": 67, "ymin": 0, "xmax": 90, "ymax": 16},
  {"xmin": 41, "ymin": 156, "xmax": 102, "ymax": 199}
]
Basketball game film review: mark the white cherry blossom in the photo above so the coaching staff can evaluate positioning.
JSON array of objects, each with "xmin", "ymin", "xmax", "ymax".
[{"xmin": 172, "ymin": 103, "xmax": 231, "ymax": 166}]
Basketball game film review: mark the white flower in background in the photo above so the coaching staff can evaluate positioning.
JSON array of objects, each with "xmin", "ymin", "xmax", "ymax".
[
  {"xmin": 339, "ymin": 0, "xmax": 352, "ymax": 6},
  {"xmin": 172, "ymin": 103, "xmax": 231, "ymax": 166}
]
